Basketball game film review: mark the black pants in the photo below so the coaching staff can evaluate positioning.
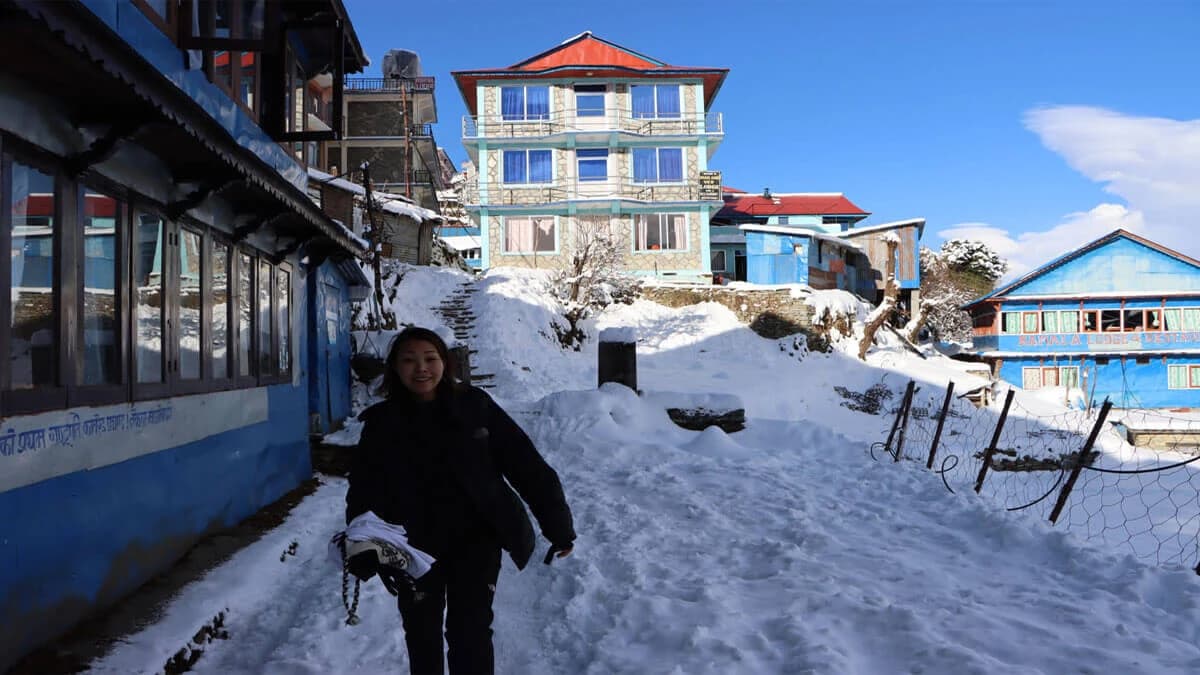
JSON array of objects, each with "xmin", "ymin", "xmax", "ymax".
[{"xmin": 399, "ymin": 548, "xmax": 501, "ymax": 675}]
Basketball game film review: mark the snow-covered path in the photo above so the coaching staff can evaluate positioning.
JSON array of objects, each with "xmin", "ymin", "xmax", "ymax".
[{"xmin": 90, "ymin": 385, "xmax": 1200, "ymax": 674}]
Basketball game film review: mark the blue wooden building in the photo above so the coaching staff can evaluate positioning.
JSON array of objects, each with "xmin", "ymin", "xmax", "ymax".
[
  {"xmin": 965, "ymin": 230, "xmax": 1200, "ymax": 408},
  {"xmin": 0, "ymin": 1, "xmax": 369, "ymax": 667}
]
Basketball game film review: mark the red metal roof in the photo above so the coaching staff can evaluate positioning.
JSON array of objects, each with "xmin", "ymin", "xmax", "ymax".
[
  {"xmin": 452, "ymin": 32, "xmax": 728, "ymax": 114},
  {"xmin": 722, "ymin": 186, "xmax": 746, "ymax": 194},
  {"xmin": 715, "ymin": 194, "xmax": 869, "ymax": 219}
]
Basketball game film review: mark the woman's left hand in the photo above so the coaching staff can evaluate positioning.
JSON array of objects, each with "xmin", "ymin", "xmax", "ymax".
[{"xmin": 543, "ymin": 543, "xmax": 574, "ymax": 565}]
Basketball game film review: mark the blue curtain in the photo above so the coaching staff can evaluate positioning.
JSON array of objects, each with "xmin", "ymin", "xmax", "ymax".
[
  {"xmin": 526, "ymin": 86, "xmax": 549, "ymax": 120},
  {"xmin": 633, "ymin": 148, "xmax": 657, "ymax": 182},
  {"xmin": 631, "ymin": 86, "xmax": 655, "ymax": 119},
  {"xmin": 501, "ymin": 87, "xmax": 524, "ymax": 121},
  {"xmin": 529, "ymin": 150, "xmax": 552, "ymax": 182},
  {"xmin": 659, "ymin": 148, "xmax": 683, "ymax": 181},
  {"xmin": 503, "ymin": 150, "xmax": 526, "ymax": 183},
  {"xmin": 656, "ymin": 85, "xmax": 680, "ymax": 118}
]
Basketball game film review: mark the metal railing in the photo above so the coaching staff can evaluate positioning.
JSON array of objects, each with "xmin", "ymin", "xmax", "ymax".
[
  {"xmin": 345, "ymin": 76, "xmax": 436, "ymax": 93},
  {"xmin": 462, "ymin": 108, "xmax": 723, "ymax": 139},
  {"xmin": 461, "ymin": 180, "xmax": 720, "ymax": 205}
]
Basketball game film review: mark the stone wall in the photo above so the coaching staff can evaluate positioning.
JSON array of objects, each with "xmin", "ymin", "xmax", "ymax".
[{"xmin": 642, "ymin": 286, "xmax": 855, "ymax": 351}]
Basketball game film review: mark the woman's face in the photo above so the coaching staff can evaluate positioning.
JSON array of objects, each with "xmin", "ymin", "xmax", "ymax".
[{"xmin": 394, "ymin": 339, "xmax": 445, "ymax": 400}]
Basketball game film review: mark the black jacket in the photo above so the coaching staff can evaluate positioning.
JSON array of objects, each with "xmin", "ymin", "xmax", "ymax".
[{"xmin": 346, "ymin": 385, "xmax": 575, "ymax": 570}]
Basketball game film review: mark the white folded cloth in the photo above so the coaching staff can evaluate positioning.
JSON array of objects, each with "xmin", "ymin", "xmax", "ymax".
[{"xmin": 328, "ymin": 511, "xmax": 436, "ymax": 579}]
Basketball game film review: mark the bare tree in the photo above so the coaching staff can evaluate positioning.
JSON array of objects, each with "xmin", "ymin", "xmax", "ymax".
[
  {"xmin": 550, "ymin": 216, "xmax": 638, "ymax": 348},
  {"xmin": 858, "ymin": 233, "xmax": 900, "ymax": 360}
]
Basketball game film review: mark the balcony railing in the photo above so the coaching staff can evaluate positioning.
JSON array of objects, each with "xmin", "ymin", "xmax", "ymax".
[
  {"xmin": 345, "ymin": 76, "xmax": 436, "ymax": 93},
  {"xmin": 462, "ymin": 180, "xmax": 721, "ymax": 205},
  {"xmin": 462, "ymin": 108, "xmax": 723, "ymax": 139}
]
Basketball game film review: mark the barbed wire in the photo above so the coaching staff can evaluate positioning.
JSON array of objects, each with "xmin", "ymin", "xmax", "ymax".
[{"xmin": 864, "ymin": 380, "xmax": 1200, "ymax": 572}]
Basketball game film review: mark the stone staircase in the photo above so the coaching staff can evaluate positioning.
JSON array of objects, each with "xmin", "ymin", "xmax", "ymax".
[{"xmin": 436, "ymin": 282, "xmax": 495, "ymax": 389}]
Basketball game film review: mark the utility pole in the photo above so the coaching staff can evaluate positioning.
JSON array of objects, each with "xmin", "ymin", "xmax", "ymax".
[{"xmin": 360, "ymin": 162, "xmax": 394, "ymax": 329}]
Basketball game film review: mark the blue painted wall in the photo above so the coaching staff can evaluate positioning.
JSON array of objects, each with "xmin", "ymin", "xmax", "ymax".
[
  {"xmin": 997, "ymin": 355, "xmax": 1200, "ymax": 408},
  {"xmin": 307, "ymin": 262, "xmax": 354, "ymax": 434},
  {"xmin": 1011, "ymin": 237, "xmax": 1200, "ymax": 296},
  {"xmin": 0, "ymin": 384, "xmax": 313, "ymax": 664},
  {"xmin": 745, "ymin": 230, "xmax": 811, "ymax": 285}
]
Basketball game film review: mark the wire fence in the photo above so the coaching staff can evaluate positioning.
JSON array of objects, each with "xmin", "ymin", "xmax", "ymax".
[{"xmin": 865, "ymin": 379, "xmax": 1200, "ymax": 574}]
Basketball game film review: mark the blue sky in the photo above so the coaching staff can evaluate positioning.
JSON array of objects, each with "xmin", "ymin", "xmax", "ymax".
[{"xmin": 344, "ymin": 0, "xmax": 1200, "ymax": 276}]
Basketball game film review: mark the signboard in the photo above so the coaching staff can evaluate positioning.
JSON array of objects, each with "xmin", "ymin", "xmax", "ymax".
[
  {"xmin": 1011, "ymin": 331, "xmax": 1200, "ymax": 351},
  {"xmin": 698, "ymin": 171, "xmax": 722, "ymax": 201}
]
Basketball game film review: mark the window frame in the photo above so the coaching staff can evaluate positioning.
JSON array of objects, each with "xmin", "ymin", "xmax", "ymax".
[
  {"xmin": 233, "ymin": 248, "xmax": 260, "ymax": 389},
  {"xmin": 501, "ymin": 215, "xmax": 558, "ymax": 254},
  {"xmin": 501, "ymin": 149, "xmax": 554, "ymax": 185},
  {"xmin": 130, "ymin": 207, "xmax": 175, "ymax": 402},
  {"xmin": 631, "ymin": 147, "xmax": 685, "ymax": 184},
  {"xmin": 500, "ymin": 85, "xmax": 551, "ymax": 122},
  {"xmin": 1021, "ymin": 311, "xmax": 1039, "ymax": 334},
  {"xmin": 633, "ymin": 212, "xmax": 688, "ymax": 252},
  {"xmin": 1, "ymin": 144, "xmax": 71, "ymax": 414},
  {"xmin": 711, "ymin": 249, "xmax": 727, "ymax": 272},
  {"xmin": 576, "ymin": 148, "xmax": 608, "ymax": 182},
  {"xmin": 630, "ymin": 83, "xmax": 682, "ymax": 120},
  {"xmin": 207, "ymin": 234, "xmax": 236, "ymax": 389},
  {"xmin": 574, "ymin": 84, "xmax": 606, "ymax": 118},
  {"xmin": 173, "ymin": 223, "xmax": 209, "ymax": 395}
]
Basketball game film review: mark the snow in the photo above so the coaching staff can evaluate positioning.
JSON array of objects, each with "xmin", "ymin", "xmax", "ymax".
[
  {"xmin": 840, "ymin": 218, "xmax": 927, "ymax": 237},
  {"xmin": 85, "ymin": 265, "xmax": 1200, "ymax": 674},
  {"xmin": 805, "ymin": 289, "xmax": 870, "ymax": 327},
  {"xmin": 438, "ymin": 234, "xmax": 482, "ymax": 252},
  {"xmin": 640, "ymin": 390, "xmax": 743, "ymax": 412},
  {"xmin": 598, "ymin": 326, "xmax": 636, "ymax": 343}
]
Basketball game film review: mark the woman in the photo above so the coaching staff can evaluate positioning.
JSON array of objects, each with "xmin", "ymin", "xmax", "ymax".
[{"xmin": 346, "ymin": 326, "xmax": 575, "ymax": 675}]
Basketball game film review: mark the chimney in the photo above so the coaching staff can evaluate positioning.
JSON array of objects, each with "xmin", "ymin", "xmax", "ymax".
[{"xmin": 762, "ymin": 187, "xmax": 771, "ymax": 199}]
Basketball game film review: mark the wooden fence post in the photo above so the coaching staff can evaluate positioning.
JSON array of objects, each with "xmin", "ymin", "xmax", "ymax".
[
  {"xmin": 974, "ymin": 388, "xmax": 1015, "ymax": 493},
  {"xmin": 450, "ymin": 345, "xmax": 471, "ymax": 385},
  {"xmin": 1049, "ymin": 399, "xmax": 1113, "ymax": 524},
  {"xmin": 894, "ymin": 382, "xmax": 918, "ymax": 463},
  {"xmin": 927, "ymin": 381, "xmax": 955, "ymax": 470},
  {"xmin": 884, "ymin": 380, "xmax": 916, "ymax": 458}
]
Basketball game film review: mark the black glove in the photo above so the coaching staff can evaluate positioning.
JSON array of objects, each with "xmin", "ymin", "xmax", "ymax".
[
  {"xmin": 347, "ymin": 550, "xmax": 379, "ymax": 581},
  {"xmin": 543, "ymin": 541, "xmax": 574, "ymax": 565}
]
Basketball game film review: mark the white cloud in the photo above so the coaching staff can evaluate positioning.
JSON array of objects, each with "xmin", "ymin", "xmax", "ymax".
[
  {"xmin": 938, "ymin": 106, "xmax": 1200, "ymax": 282},
  {"xmin": 939, "ymin": 204, "xmax": 1144, "ymax": 280}
]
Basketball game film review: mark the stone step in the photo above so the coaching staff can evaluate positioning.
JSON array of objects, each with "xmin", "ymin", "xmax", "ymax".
[{"xmin": 470, "ymin": 373, "xmax": 495, "ymax": 380}]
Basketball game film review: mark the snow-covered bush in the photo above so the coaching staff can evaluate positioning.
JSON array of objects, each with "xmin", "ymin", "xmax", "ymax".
[{"xmin": 549, "ymin": 218, "xmax": 640, "ymax": 350}]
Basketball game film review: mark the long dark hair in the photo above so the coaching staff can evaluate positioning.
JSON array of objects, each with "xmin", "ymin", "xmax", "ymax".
[{"xmin": 377, "ymin": 326, "xmax": 459, "ymax": 401}]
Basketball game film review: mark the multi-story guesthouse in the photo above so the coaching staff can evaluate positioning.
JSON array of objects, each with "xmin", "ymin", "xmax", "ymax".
[
  {"xmin": 327, "ymin": 49, "xmax": 444, "ymax": 213},
  {"xmin": 710, "ymin": 188, "xmax": 924, "ymax": 308},
  {"xmin": 0, "ymin": 0, "xmax": 371, "ymax": 667},
  {"xmin": 452, "ymin": 32, "xmax": 728, "ymax": 282},
  {"xmin": 965, "ymin": 229, "xmax": 1200, "ymax": 408}
]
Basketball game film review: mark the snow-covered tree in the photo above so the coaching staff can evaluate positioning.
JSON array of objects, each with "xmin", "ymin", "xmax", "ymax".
[
  {"xmin": 859, "ymin": 232, "xmax": 900, "ymax": 360},
  {"xmin": 903, "ymin": 239, "xmax": 1008, "ymax": 343}
]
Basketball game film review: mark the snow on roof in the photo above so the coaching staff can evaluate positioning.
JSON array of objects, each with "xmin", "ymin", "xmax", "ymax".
[
  {"xmin": 330, "ymin": 218, "xmax": 369, "ymax": 252},
  {"xmin": 710, "ymin": 234, "xmax": 745, "ymax": 244},
  {"xmin": 840, "ymin": 218, "xmax": 926, "ymax": 237},
  {"xmin": 307, "ymin": 167, "xmax": 364, "ymax": 196},
  {"xmin": 440, "ymin": 235, "xmax": 482, "ymax": 251},
  {"xmin": 737, "ymin": 224, "xmax": 863, "ymax": 250}
]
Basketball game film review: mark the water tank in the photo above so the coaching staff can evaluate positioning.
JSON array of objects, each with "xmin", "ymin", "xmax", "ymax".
[{"xmin": 381, "ymin": 49, "xmax": 422, "ymax": 79}]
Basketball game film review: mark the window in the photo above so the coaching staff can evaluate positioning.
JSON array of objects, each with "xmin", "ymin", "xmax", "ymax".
[
  {"xmin": 212, "ymin": 241, "xmax": 231, "ymax": 379},
  {"xmin": 501, "ymin": 85, "xmax": 550, "ymax": 121},
  {"xmin": 1022, "ymin": 366, "xmax": 1080, "ymax": 390},
  {"xmin": 7, "ymin": 161, "xmax": 58, "ymax": 392},
  {"xmin": 503, "ymin": 216, "xmax": 556, "ymax": 253},
  {"xmin": 632, "ymin": 148, "xmax": 683, "ymax": 183},
  {"xmin": 574, "ymin": 84, "xmax": 606, "ymax": 117},
  {"xmin": 631, "ymin": 84, "xmax": 681, "ymax": 119},
  {"xmin": 1146, "ymin": 309, "xmax": 1163, "ymax": 331},
  {"xmin": 81, "ymin": 188, "xmax": 121, "ymax": 386},
  {"xmin": 711, "ymin": 250, "xmax": 727, "ymax": 271},
  {"xmin": 635, "ymin": 213, "xmax": 686, "ymax": 251},
  {"xmin": 502, "ymin": 150, "xmax": 552, "ymax": 184},
  {"xmin": 132, "ymin": 0, "xmax": 177, "ymax": 37},
  {"xmin": 1122, "ymin": 309, "xmax": 1144, "ymax": 332},
  {"xmin": 134, "ymin": 211, "xmax": 166, "ymax": 385},
  {"xmin": 1002, "ymin": 312, "xmax": 1021, "ymax": 334},
  {"xmin": 237, "ymin": 251, "xmax": 254, "ymax": 377},
  {"xmin": 1060, "ymin": 310, "xmax": 1079, "ymax": 333},
  {"xmin": 778, "ymin": 216, "xmax": 790, "ymax": 225},
  {"xmin": 1022, "ymin": 312, "xmax": 1039, "ymax": 333},
  {"xmin": 1082, "ymin": 310, "xmax": 1098, "ymax": 332},
  {"xmin": 1059, "ymin": 367, "xmax": 1080, "ymax": 388},
  {"xmin": 0, "ymin": 137, "xmax": 297, "ymax": 416},
  {"xmin": 1100, "ymin": 309, "xmax": 1122, "ymax": 331},
  {"xmin": 277, "ymin": 267, "xmax": 290, "ymax": 375},
  {"xmin": 1164, "ymin": 308, "xmax": 1200, "ymax": 330},
  {"xmin": 1042, "ymin": 311, "xmax": 1059, "ymax": 333},
  {"xmin": 179, "ymin": 229, "xmax": 203, "ymax": 380},
  {"xmin": 577, "ymin": 149, "xmax": 608, "ymax": 182}
]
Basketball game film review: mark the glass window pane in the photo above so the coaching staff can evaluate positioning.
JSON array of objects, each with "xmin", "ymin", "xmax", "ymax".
[
  {"xmin": 655, "ymin": 84, "xmax": 681, "ymax": 118},
  {"xmin": 1023, "ymin": 312, "xmax": 1039, "ymax": 333},
  {"xmin": 179, "ymin": 229, "xmax": 202, "ymax": 380},
  {"xmin": 238, "ymin": 252, "xmax": 252, "ymax": 376},
  {"xmin": 658, "ymin": 149, "xmax": 683, "ymax": 182},
  {"xmin": 1169, "ymin": 365, "xmax": 1186, "ymax": 389},
  {"xmin": 82, "ymin": 188, "xmax": 119, "ymax": 385},
  {"xmin": 1184, "ymin": 308, "xmax": 1200, "ymax": 330},
  {"xmin": 1060, "ymin": 310, "xmax": 1079, "ymax": 333},
  {"xmin": 1042, "ymin": 311, "xmax": 1059, "ymax": 333},
  {"xmin": 1082, "ymin": 311, "xmax": 1098, "ymax": 332},
  {"xmin": 9, "ymin": 162, "xmax": 57, "ymax": 389},
  {"xmin": 502, "ymin": 150, "xmax": 526, "ymax": 183},
  {"xmin": 1146, "ymin": 309, "xmax": 1162, "ymax": 331},
  {"xmin": 1002, "ymin": 312, "xmax": 1020, "ymax": 334},
  {"xmin": 633, "ymin": 148, "xmax": 656, "ymax": 182},
  {"xmin": 533, "ymin": 217, "xmax": 555, "ymax": 252},
  {"xmin": 501, "ymin": 87, "xmax": 524, "ymax": 121},
  {"xmin": 631, "ymin": 85, "xmax": 655, "ymax": 119},
  {"xmin": 1165, "ymin": 308, "xmax": 1181, "ymax": 330},
  {"xmin": 240, "ymin": 52, "xmax": 257, "ymax": 111},
  {"xmin": 1191, "ymin": 365, "xmax": 1200, "ymax": 388},
  {"xmin": 212, "ymin": 243, "xmax": 229, "ymax": 378},
  {"xmin": 134, "ymin": 212, "xmax": 165, "ymax": 383},
  {"xmin": 529, "ymin": 150, "xmax": 552, "ymax": 183},
  {"xmin": 214, "ymin": 51, "xmax": 233, "ymax": 91},
  {"xmin": 277, "ymin": 268, "xmax": 290, "ymax": 373},
  {"xmin": 257, "ymin": 259, "xmax": 272, "ymax": 375},
  {"xmin": 526, "ymin": 86, "xmax": 549, "ymax": 120}
]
